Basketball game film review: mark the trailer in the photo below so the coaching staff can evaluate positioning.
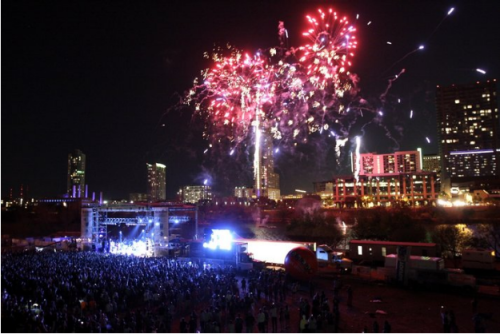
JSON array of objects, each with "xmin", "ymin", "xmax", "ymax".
[
  {"xmin": 349, "ymin": 240, "xmax": 440, "ymax": 263},
  {"xmin": 462, "ymin": 248, "xmax": 496, "ymax": 270},
  {"xmin": 232, "ymin": 240, "xmax": 354, "ymax": 272},
  {"xmin": 234, "ymin": 238, "xmax": 316, "ymax": 265},
  {"xmin": 385, "ymin": 254, "xmax": 444, "ymax": 271},
  {"xmin": 384, "ymin": 253, "xmax": 476, "ymax": 290},
  {"xmin": 235, "ymin": 242, "xmax": 265, "ymax": 271}
]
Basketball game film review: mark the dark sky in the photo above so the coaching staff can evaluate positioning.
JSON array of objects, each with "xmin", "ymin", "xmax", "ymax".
[{"xmin": 3, "ymin": 0, "xmax": 500, "ymax": 199}]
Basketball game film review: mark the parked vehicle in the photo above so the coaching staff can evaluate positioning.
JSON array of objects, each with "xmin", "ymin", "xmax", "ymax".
[
  {"xmin": 385, "ymin": 254, "xmax": 444, "ymax": 271},
  {"xmin": 384, "ymin": 253, "xmax": 477, "ymax": 290},
  {"xmin": 316, "ymin": 244, "xmax": 353, "ymax": 271},
  {"xmin": 462, "ymin": 248, "xmax": 496, "ymax": 270},
  {"xmin": 349, "ymin": 240, "xmax": 440, "ymax": 263}
]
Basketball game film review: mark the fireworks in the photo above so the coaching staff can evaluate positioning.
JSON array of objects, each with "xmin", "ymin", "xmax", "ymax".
[
  {"xmin": 294, "ymin": 8, "xmax": 358, "ymax": 120},
  {"xmin": 428, "ymin": 7, "xmax": 456, "ymax": 41},
  {"xmin": 187, "ymin": 47, "xmax": 276, "ymax": 149},
  {"xmin": 270, "ymin": 8, "xmax": 360, "ymax": 149},
  {"xmin": 354, "ymin": 136, "xmax": 361, "ymax": 182},
  {"xmin": 185, "ymin": 7, "xmax": 361, "ymax": 192},
  {"xmin": 183, "ymin": 5, "xmax": 447, "ymax": 193},
  {"xmin": 299, "ymin": 8, "xmax": 357, "ymax": 90},
  {"xmin": 186, "ymin": 45, "xmax": 285, "ymax": 195}
]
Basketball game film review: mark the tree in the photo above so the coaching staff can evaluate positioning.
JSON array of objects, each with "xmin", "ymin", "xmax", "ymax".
[
  {"xmin": 351, "ymin": 208, "xmax": 387, "ymax": 240},
  {"xmin": 385, "ymin": 208, "xmax": 427, "ymax": 242},
  {"xmin": 432, "ymin": 224, "xmax": 473, "ymax": 260},
  {"xmin": 471, "ymin": 223, "xmax": 500, "ymax": 255},
  {"xmin": 387, "ymin": 220, "xmax": 427, "ymax": 242},
  {"xmin": 286, "ymin": 211, "xmax": 342, "ymax": 246},
  {"xmin": 350, "ymin": 208, "xmax": 426, "ymax": 242}
]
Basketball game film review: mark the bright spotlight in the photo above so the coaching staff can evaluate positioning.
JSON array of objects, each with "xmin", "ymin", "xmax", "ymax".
[{"xmin": 203, "ymin": 229, "xmax": 233, "ymax": 251}]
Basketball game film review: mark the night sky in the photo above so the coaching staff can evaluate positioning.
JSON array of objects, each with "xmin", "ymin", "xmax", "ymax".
[{"xmin": 3, "ymin": 0, "xmax": 500, "ymax": 199}]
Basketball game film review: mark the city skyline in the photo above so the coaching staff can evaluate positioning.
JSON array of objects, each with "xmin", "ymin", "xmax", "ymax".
[{"xmin": 3, "ymin": 0, "xmax": 500, "ymax": 199}]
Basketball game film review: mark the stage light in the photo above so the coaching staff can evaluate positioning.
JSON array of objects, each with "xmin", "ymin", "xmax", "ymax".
[
  {"xmin": 110, "ymin": 239, "xmax": 153, "ymax": 257},
  {"xmin": 203, "ymin": 229, "xmax": 233, "ymax": 251}
]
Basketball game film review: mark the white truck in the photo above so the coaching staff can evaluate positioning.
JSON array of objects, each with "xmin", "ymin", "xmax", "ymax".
[{"xmin": 316, "ymin": 244, "xmax": 353, "ymax": 272}]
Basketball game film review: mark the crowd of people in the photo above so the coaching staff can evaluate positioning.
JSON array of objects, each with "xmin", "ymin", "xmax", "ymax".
[{"xmin": 1, "ymin": 250, "xmax": 363, "ymax": 333}]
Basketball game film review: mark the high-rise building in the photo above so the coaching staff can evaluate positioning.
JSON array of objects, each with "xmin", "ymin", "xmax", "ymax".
[
  {"xmin": 313, "ymin": 181, "xmax": 335, "ymax": 201},
  {"xmin": 129, "ymin": 193, "xmax": 148, "ymax": 202},
  {"xmin": 255, "ymin": 130, "xmax": 280, "ymax": 200},
  {"xmin": 436, "ymin": 79, "xmax": 499, "ymax": 191},
  {"xmin": 354, "ymin": 150, "xmax": 421, "ymax": 176},
  {"xmin": 147, "ymin": 163, "xmax": 166, "ymax": 201},
  {"xmin": 326, "ymin": 149, "xmax": 438, "ymax": 207},
  {"xmin": 67, "ymin": 149, "xmax": 86, "ymax": 198},
  {"xmin": 234, "ymin": 186, "xmax": 253, "ymax": 199},
  {"xmin": 325, "ymin": 173, "xmax": 437, "ymax": 208},
  {"xmin": 422, "ymin": 154, "xmax": 441, "ymax": 173},
  {"xmin": 180, "ymin": 185, "xmax": 212, "ymax": 204}
]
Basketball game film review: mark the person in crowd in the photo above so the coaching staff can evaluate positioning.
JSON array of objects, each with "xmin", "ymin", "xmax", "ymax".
[{"xmin": 383, "ymin": 320, "xmax": 392, "ymax": 333}]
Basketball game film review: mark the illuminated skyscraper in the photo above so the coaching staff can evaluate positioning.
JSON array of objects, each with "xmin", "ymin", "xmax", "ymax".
[
  {"xmin": 147, "ymin": 163, "xmax": 166, "ymax": 201},
  {"xmin": 234, "ymin": 186, "xmax": 253, "ymax": 198},
  {"xmin": 422, "ymin": 154, "xmax": 441, "ymax": 173},
  {"xmin": 255, "ymin": 131, "xmax": 280, "ymax": 200},
  {"xmin": 67, "ymin": 149, "xmax": 86, "ymax": 198},
  {"xmin": 354, "ymin": 151, "xmax": 421, "ymax": 176},
  {"xmin": 436, "ymin": 80, "xmax": 499, "ymax": 190},
  {"xmin": 180, "ymin": 185, "xmax": 212, "ymax": 204}
]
